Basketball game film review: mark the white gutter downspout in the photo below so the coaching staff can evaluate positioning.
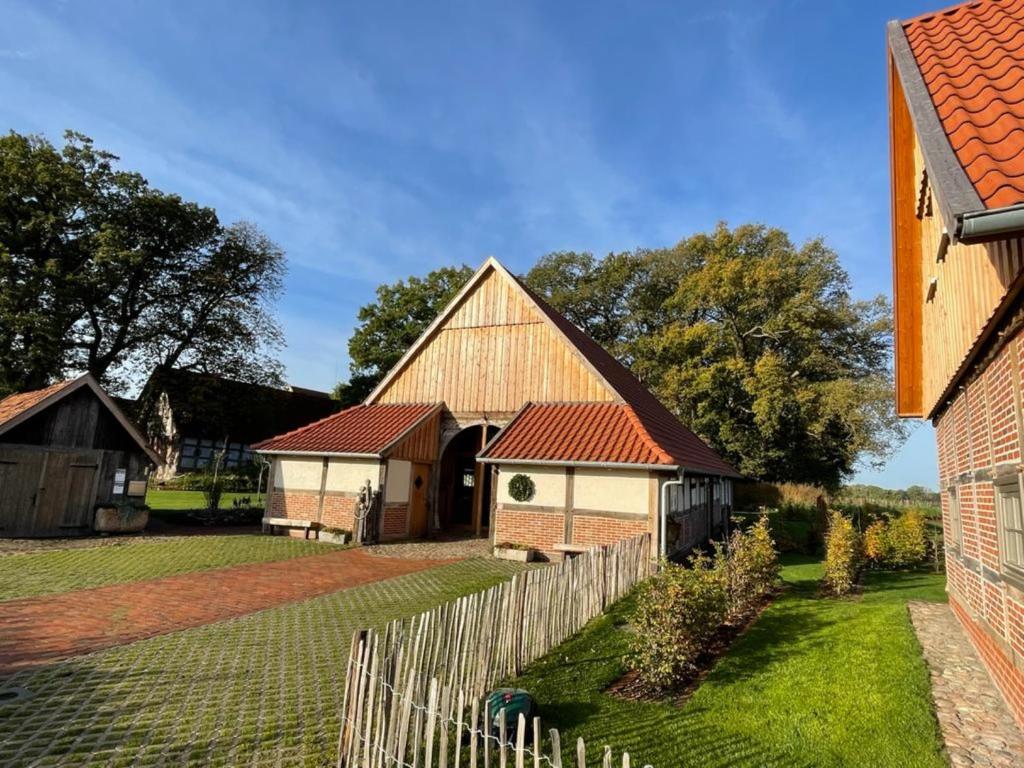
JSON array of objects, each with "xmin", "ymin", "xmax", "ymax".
[{"xmin": 660, "ymin": 470, "xmax": 685, "ymax": 563}]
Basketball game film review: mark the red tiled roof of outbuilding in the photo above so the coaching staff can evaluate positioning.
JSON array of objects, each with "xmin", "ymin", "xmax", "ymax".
[
  {"xmin": 252, "ymin": 403, "xmax": 440, "ymax": 455},
  {"xmin": 479, "ymin": 402, "xmax": 739, "ymax": 476},
  {"xmin": 0, "ymin": 379, "xmax": 77, "ymax": 430},
  {"xmin": 901, "ymin": 0, "xmax": 1024, "ymax": 209}
]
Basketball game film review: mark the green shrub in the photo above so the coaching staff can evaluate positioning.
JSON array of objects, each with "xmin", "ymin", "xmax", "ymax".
[
  {"xmin": 823, "ymin": 510, "xmax": 862, "ymax": 596},
  {"xmin": 863, "ymin": 520, "xmax": 891, "ymax": 566},
  {"xmin": 723, "ymin": 515, "xmax": 780, "ymax": 620},
  {"xmin": 628, "ymin": 553, "xmax": 728, "ymax": 690},
  {"xmin": 888, "ymin": 509, "xmax": 927, "ymax": 567}
]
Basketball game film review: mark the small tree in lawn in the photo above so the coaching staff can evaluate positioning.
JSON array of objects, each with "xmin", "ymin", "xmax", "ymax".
[
  {"xmin": 823, "ymin": 510, "xmax": 862, "ymax": 596},
  {"xmin": 724, "ymin": 514, "xmax": 780, "ymax": 620}
]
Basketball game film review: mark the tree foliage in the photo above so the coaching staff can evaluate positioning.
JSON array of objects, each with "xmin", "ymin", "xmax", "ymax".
[
  {"xmin": 334, "ymin": 264, "xmax": 474, "ymax": 405},
  {"xmin": 0, "ymin": 130, "xmax": 284, "ymax": 395},
  {"xmin": 526, "ymin": 224, "xmax": 905, "ymax": 489}
]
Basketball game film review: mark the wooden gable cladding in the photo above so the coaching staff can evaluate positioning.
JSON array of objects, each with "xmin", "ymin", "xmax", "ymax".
[
  {"xmin": 387, "ymin": 406, "xmax": 441, "ymax": 462},
  {"xmin": 371, "ymin": 265, "xmax": 616, "ymax": 415},
  {"xmin": 890, "ymin": 52, "xmax": 1024, "ymax": 419},
  {"xmin": 914, "ymin": 146, "xmax": 1024, "ymax": 418}
]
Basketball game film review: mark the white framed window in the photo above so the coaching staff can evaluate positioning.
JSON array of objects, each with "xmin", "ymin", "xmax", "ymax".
[
  {"xmin": 947, "ymin": 487, "xmax": 963, "ymax": 553},
  {"xmin": 995, "ymin": 476, "xmax": 1024, "ymax": 583}
]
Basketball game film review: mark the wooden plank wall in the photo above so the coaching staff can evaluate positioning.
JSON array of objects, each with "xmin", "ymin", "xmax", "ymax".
[
  {"xmin": 372, "ymin": 267, "xmax": 616, "ymax": 413},
  {"xmin": 388, "ymin": 409, "xmax": 442, "ymax": 462},
  {"xmin": 916, "ymin": 132, "xmax": 1024, "ymax": 415}
]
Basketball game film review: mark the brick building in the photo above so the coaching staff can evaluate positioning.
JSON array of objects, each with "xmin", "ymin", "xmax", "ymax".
[
  {"xmin": 889, "ymin": 0, "xmax": 1024, "ymax": 725},
  {"xmin": 254, "ymin": 257, "xmax": 738, "ymax": 558}
]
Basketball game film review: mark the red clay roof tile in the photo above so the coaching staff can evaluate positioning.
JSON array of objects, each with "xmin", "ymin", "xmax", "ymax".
[
  {"xmin": 479, "ymin": 402, "xmax": 737, "ymax": 475},
  {"xmin": 902, "ymin": 0, "xmax": 1024, "ymax": 209},
  {"xmin": 252, "ymin": 403, "xmax": 438, "ymax": 455},
  {"xmin": 0, "ymin": 380, "xmax": 77, "ymax": 430}
]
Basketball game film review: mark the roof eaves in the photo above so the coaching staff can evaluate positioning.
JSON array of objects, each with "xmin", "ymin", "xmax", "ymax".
[
  {"xmin": 888, "ymin": 19, "xmax": 985, "ymax": 239},
  {"xmin": 621, "ymin": 404, "xmax": 676, "ymax": 466}
]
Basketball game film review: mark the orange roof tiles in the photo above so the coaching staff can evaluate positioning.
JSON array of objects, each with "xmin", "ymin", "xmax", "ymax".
[
  {"xmin": 480, "ymin": 402, "xmax": 738, "ymax": 475},
  {"xmin": 252, "ymin": 403, "xmax": 439, "ymax": 455},
  {"xmin": 902, "ymin": 0, "xmax": 1024, "ymax": 209},
  {"xmin": 0, "ymin": 379, "xmax": 76, "ymax": 430}
]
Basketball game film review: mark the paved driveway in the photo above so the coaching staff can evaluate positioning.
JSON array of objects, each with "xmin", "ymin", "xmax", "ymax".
[{"xmin": 0, "ymin": 548, "xmax": 450, "ymax": 674}]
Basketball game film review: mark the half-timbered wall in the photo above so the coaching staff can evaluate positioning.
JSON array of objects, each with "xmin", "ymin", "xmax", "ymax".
[{"xmin": 371, "ymin": 267, "xmax": 616, "ymax": 415}]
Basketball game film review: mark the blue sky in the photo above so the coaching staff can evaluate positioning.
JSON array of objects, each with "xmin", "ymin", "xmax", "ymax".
[{"xmin": 0, "ymin": 0, "xmax": 943, "ymax": 489}]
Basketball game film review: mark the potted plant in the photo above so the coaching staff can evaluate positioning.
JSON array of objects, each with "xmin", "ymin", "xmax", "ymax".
[
  {"xmin": 94, "ymin": 502, "xmax": 150, "ymax": 534},
  {"xmin": 320, "ymin": 527, "xmax": 351, "ymax": 545},
  {"xmin": 493, "ymin": 541, "xmax": 536, "ymax": 562}
]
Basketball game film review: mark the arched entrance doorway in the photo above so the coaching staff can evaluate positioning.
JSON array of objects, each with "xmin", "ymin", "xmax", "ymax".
[{"xmin": 437, "ymin": 424, "xmax": 499, "ymax": 535}]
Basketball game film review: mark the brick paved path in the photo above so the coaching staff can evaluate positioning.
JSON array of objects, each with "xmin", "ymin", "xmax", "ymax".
[
  {"xmin": 909, "ymin": 601, "xmax": 1024, "ymax": 767},
  {"xmin": 0, "ymin": 548, "xmax": 449, "ymax": 675}
]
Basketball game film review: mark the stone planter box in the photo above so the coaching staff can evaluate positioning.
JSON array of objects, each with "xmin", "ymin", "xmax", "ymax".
[
  {"xmin": 94, "ymin": 506, "xmax": 150, "ymax": 534},
  {"xmin": 493, "ymin": 546, "xmax": 535, "ymax": 562},
  {"xmin": 319, "ymin": 530, "xmax": 350, "ymax": 545}
]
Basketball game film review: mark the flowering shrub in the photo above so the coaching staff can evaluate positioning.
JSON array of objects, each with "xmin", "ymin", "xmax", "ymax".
[
  {"xmin": 628, "ymin": 553, "xmax": 728, "ymax": 690},
  {"xmin": 823, "ymin": 510, "xmax": 862, "ymax": 596},
  {"xmin": 723, "ymin": 515, "xmax": 780, "ymax": 620}
]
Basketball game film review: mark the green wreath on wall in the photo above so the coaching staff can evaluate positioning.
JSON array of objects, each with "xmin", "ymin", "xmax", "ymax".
[{"xmin": 507, "ymin": 474, "xmax": 536, "ymax": 503}]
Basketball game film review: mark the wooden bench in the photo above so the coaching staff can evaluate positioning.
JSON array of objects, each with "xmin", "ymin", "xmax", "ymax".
[
  {"xmin": 262, "ymin": 516, "xmax": 316, "ymax": 539},
  {"xmin": 552, "ymin": 543, "xmax": 591, "ymax": 559}
]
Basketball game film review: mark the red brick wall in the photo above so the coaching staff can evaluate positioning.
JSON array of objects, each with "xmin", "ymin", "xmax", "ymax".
[
  {"xmin": 936, "ymin": 329, "xmax": 1024, "ymax": 726},
  {"xmin": 267, "ymin": 491, "xmax": 319, "ymax": 521},
  {"xmin": 494, "ymin": 505, "xmax": 650, "ymax": 558},
  {"xmin": 572, "ymin": 515, "xmax": 648, "ymax": 547},
  {"xmin": 322, "ymin": 495, "xmax": 356, "ymax": 531},
  {"xmin": 381, "ymin": 503, "xmax": 408, "ymax": 539},
  {"xmin": 494, "ymin": 506, "xmax": 564, "ymax": 557}
]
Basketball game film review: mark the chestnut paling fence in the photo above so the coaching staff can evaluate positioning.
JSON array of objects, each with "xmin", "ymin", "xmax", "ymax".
[{"xmin": 336, "ymin": 534, "xmax": 654, "ymax": 768}]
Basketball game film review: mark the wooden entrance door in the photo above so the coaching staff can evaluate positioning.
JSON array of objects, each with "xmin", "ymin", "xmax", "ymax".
[
  {"xmin": 0, "ymin": 446, "xmax": 99, "ymax": 537},
  {"xmin": 409, "ymin": 463, "xmax": 430, "ymax": 538}
]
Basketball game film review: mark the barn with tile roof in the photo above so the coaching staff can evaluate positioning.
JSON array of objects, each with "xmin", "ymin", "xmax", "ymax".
[
  {"xmin": 254, "ymin": 257, "xmax": 737, "ymax": 559},
  {"xmin": 889, "ymin": 0, "xmax": 1024, "ymax": 726}
]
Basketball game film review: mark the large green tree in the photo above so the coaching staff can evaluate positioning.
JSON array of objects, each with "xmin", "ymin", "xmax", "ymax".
[
  {"xmin": 525, "ymin": 224, "xmax": 904, "ymax": 489},
  {"xmin": 0, "ymin": 130, "xmax": 284, "ymax": 395}
]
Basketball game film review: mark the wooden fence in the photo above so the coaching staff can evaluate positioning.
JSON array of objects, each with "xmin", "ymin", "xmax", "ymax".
[{"xmin": 337, "ymin": 534, "xmax": 654, "ymax": 768}]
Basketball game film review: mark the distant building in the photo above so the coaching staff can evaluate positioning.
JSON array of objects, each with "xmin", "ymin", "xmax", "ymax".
[
  {"xmin": 138, "ymin": 368, "xmax": 338, "ymax": 481},
  {"xmin": 889, "ymin": 0, "xmax": 1024, "ymax": 726}
]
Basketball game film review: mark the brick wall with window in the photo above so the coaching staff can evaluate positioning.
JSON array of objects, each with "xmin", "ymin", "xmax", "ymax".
[{"xmin": 935, "ymin": 327, "xmax": 1024, "ymax": 726}]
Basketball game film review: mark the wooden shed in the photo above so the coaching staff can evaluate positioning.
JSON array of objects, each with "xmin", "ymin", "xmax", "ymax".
[{"xmin": 0, "ymin": 374, "xmax": 161, "ymax": 537}]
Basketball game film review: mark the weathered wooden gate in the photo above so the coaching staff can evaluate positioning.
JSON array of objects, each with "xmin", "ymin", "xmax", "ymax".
[{"xmin": 0, "ymin": 445, "xmax": 100, "ymax": 537}]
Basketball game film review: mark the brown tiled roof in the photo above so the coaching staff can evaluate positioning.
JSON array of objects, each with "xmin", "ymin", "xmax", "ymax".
[
  {"xmin": 0, "ymin": 380, "xmax": 77, "ymax": 430},
  {"xmin": 515, "ymin": 279, "xmax": 739, "ymax": 476},
  {"xmin": 899, "ymin": 0, "xmax": 1024, "ymax": 209},
  {"xmin": 252, "ymin": 403, "xmax": 439, "ymax": 455}
]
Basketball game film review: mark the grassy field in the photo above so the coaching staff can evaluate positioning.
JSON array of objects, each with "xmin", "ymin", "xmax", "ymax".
[
  {"xmin": 0, "ymin": 558, "xmax": 534, "ymax": 767},
  {"xmin": 0, "ymin": 535, "xmax": 330, "ymax": 601},
  {"xmin": 513, "ymin": 556, "xmax": 947, "ymax": 768},
  {"xmin": 145, "ymin": 488, "xmax": 263, "ymax": 511}
]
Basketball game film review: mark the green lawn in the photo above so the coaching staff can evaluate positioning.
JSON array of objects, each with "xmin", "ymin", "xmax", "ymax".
[
  {"xmin": 0, "ymin": 535, "xmax": 330, "ymax": 601},
  {"xmin": 0, "ymin": 558, "xmax": 534, "ymax": 767},
  {"xmin": 513, "ymin": 556, "xmax": 948, "ymax": 768},
  {"xmin": 145, "ymin": 488, "xmax": 263, "ymax": 511}
]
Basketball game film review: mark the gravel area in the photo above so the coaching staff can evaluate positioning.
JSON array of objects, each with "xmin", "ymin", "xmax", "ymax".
[{"xmin": 363, "ymin": 535, "xmax": 494, "ymax": 560}]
